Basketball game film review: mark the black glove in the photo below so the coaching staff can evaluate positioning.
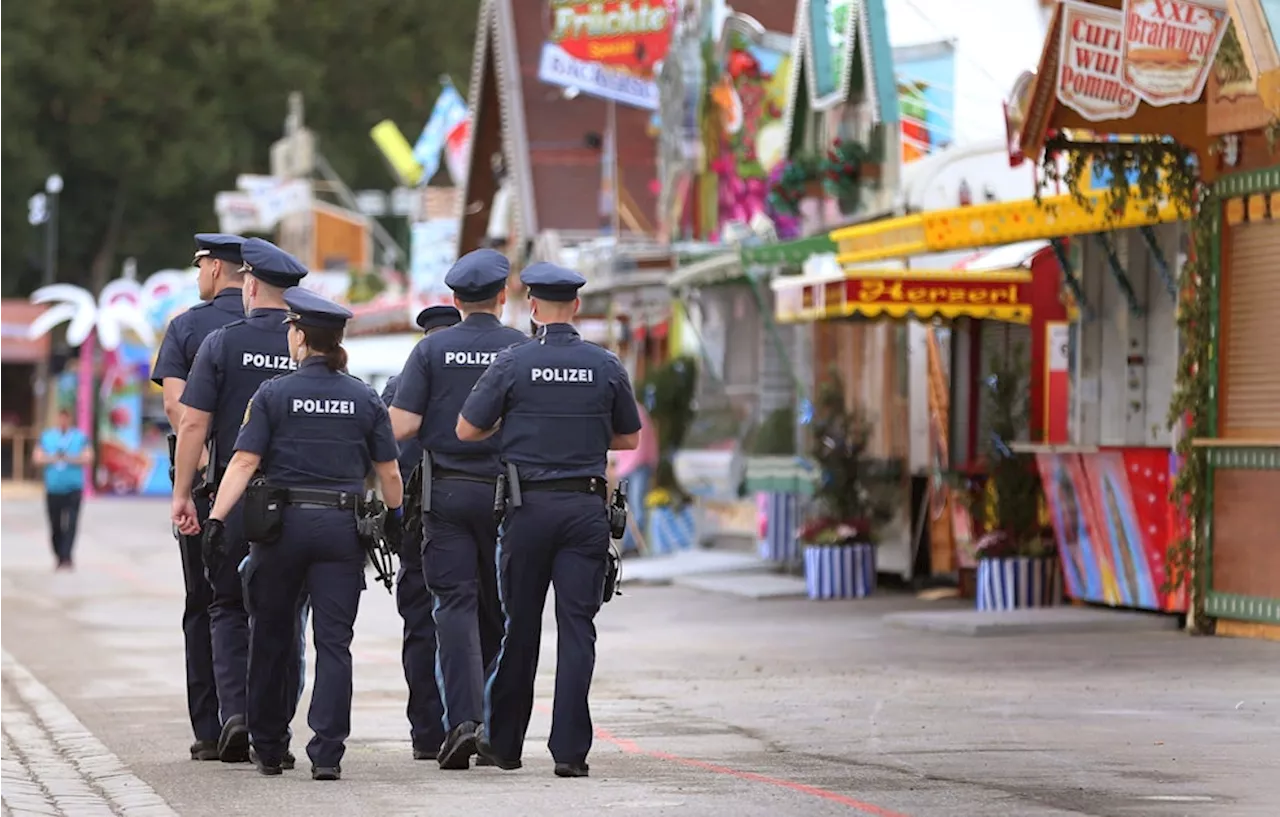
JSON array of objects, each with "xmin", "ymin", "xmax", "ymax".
[
  {"xmin": 202, "ymin": 518, "xmax": 227, "ymax": 574},
  {"xmin": 383, "ymin": 507, "xmax": 404, "ymax": 555}
]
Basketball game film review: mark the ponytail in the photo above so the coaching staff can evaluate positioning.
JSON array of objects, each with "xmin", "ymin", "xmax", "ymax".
[{"xmin": 298, "ymin": 324, "xmax": 348, "ymax": 371}]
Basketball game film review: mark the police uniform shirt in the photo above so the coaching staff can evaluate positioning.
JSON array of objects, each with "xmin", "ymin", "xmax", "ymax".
[
  {"xmin": 390, "ymin": 313, "xmax": 527, "ymax": 476},
  {"xmin": 180, "ymin": 309, "xmax": 297, "ymax": 468},
  {"xmin": 150, "ymin": 289, "xmax": 245, "ymax": 385},
  {"xmin": 235, "ymin": 358, "xmax": 399, "ymax": 494},
  {"xmin": 380, "ymin": 376, "xmax": 423, "ymax": 481},
  {"xmin": 459, "ymin": 324, "xmax": 641, "ymax": 482}
]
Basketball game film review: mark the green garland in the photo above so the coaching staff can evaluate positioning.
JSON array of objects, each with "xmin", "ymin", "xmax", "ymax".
[
  {"xmin": 1166, "ymin": 187, "xmax": 1214, "ymax": 633},
  {"xmin": 766, "ymin": 153, "xmax": 820, "ymax": 217},
  {"xmin": 820, "ymin": 138, "xmax": 871, "ymax": 212},
  {"xmin": 1037, "ymin": 133, "xmax": 1197, "ymax": 223},
  {"xmin": 1037, "ymin": 134, "xmax": 1209, "ymax": 629}
]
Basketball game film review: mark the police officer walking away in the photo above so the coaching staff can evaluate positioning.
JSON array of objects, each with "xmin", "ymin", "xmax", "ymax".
[
  {"xmin": 389, "ymin": 249, "xmax": 527, "ymax": 770},
  {"xmin": 457, "ymin": 262, "xmax": 641, "ymax": 778},
  {"xmin": 379, "ymin": 304, "xmax": 459, "ymax": 760},
  {"xmin": 171, "ymin": 237, "xmax": 307, "ymax": 765},
  {"xmin": 196, "ymin": 287, "xmax": 404, "ymax": 780},
  {"xmin": 151, "ymin": 233, "xmax": 246, "ymax": 761}
]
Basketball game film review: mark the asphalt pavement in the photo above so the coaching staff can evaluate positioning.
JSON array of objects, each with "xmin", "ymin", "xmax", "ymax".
[{"xmin": 2, "ymin": 488, "xmax": 1277, "ymax": 817}]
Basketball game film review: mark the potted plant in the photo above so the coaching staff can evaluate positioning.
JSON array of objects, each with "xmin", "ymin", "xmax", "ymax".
[
  {"xmin": 800, "ymin": 370, "xmax": 897, "ymax": 599},
  {"xmin": 641, "ymin": 356, "xmax": 699, "ymax": 555},
  {"xmin": 971, "ymin": 343, "xmax": 1062, "ymax": 610}
]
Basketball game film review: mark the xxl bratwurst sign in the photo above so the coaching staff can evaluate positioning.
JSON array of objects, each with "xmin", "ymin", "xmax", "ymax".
[{"xmin": 1120, "ymin": 0, "xmax": 1230, "ymax": 106}]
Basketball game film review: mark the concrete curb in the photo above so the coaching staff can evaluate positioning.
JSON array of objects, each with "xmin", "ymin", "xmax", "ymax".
[{"xmin": 883, "ymin": 606, "xmax": 1183, "ymax": 637}]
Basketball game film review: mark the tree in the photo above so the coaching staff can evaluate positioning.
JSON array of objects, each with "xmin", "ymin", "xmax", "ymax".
[{"xmin": 1, "ymin": 0, "xmax": 480, "ymax": 297}]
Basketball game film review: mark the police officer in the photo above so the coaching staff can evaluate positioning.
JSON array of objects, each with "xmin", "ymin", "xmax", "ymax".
[
  {"xmin": 457, "ymin": 262, "xmax": 641, "ymax": 778},
  {"xmin": 171, "ymin": 237, "xmax": 307, "ymax": 765},
  {"xmin": 379, "ymin": 304, "xmax": 458, "ymax": 760},
  {"xmin": 151, "ymin": 233, "xmax": 245, "ymax": 761},
  {"xmin": 197, "ymin": 287, "xmax": 404, "ymax": 780},
  {"xmin": 389, "ymin": 249, "xmax": 527, "ymax": 770}
]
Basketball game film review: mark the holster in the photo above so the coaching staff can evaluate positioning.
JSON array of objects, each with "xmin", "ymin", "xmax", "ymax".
[
  {"xmin": 242, "ymin": 477, "xmax": 285, "ymax": 544},
  {"xmin": 166, "ymin": 434, "xmax": 177, "ymax": 486},
  {"xmin": 420, "ymin": 452, "xmax": 433, "ymax": 513},
  {"xmin": 505, "ymin": 462, "xmax": 523, "ymax": 509}
]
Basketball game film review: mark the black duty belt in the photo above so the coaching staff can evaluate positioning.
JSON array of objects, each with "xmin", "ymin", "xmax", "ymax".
[
  {"xmin": 522, "ymin": 476, "xmax": 607, "ymax": 499},
  {"xmin": 434, "ymin": 468, "xmax": 498, "ymax": 485},
  {"xmin": 282, "ymin": 487, "xmax": 364, "ymax": 511}
]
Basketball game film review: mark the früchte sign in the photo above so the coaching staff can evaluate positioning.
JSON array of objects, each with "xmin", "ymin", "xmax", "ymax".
[
  {"xmin": 538, "ymin": 0, "xmax": 674, "ymax": 110},
  {"xmin": 1120, "ymin": 0, "xmax": 1230, "ymax": 106},
  {"xmin": 1057, "ymin": 1, "xmax": 1140, "ymax": 121}
]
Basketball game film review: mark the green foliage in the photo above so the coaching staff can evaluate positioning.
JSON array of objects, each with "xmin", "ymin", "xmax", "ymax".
[
  {"xmin": 807, "ymin": 367, "xmax": 897, "ymax": 542},
  {"xmin": 746, "ymin": 406, "xmax": 796, "ymax": 456},
  {"xmin": 1036, "ymin": 133, "xmax": 1196, "ymax": 224},
  {"xmin": 641, "ymin": 356, "xmax": 698, "ymax": 502},
  {"xmin": 974, "ymin": 342, "xmax": 1049, "ymax": 558},
  {"xmin": 345, "ymin": 269, "xmax": 387, "ymax": 304},
  {"xmin": 1165, "ymin": 184, "xmax": 1213, "ymax": 630},
  {"xmin": 819, "ymin": 137, "xmax": 870, "ymax": 212},
  {"xmin": 1, "ymin": 0, "xmax": 480, "ymax": 296},
  {"xmin": 766, "ymin": 153, "xmax": 821, "ymax": 217}
]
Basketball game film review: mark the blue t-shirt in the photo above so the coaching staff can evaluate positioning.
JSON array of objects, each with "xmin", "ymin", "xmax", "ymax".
[{"xmin": 39, "ymin": 428, "xmax": 88, "ymax": 494}]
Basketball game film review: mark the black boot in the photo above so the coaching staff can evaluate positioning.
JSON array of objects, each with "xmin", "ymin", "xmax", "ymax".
[
  {"xmin": 250, "ymin": 748, "xmax": 282, "ymax": 776},
  {"xmin": 474, "ymin": 725, "xmax": 521, "ymax": 771},
  {"xmin": 218, "ymin": 715, "xmax": 250, "ymax": 763},
  {"xmin": 189, "ymin": 740, "xmax": 219, "ymax": 761},
  {"xmin": 438, "ymin": 721, "xmax": 480, "ymax": 770},
  {"xmin": 554, "ymin": 761, "xmax": 589, "ymax": 778},
  {"xmin": 311, "ymin": 765, "xmax": 341, "ymax": 781}
]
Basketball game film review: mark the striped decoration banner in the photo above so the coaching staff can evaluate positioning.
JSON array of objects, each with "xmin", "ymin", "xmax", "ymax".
[
  {"xmin": 757, "ymin": 491, "xmax": 801, "ymax": 564},
  {"xmin": 804, "ymin": 543, "xmax": 877, "ymax": 600},
  {"xmin": 976, "ymin": 557, "xmax": 1063, "ymax": 611},
  {"xmin": 648, "ymin": 505, "xmax": 697, "ymax": 555}
]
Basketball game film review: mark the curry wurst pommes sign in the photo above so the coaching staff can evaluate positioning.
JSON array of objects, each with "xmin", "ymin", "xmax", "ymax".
[
  {"xmin": 1120, "ymin": 0, "xmax": 1229, "ymax": 106},
  {"xmin": 1057, "ymin": 1, "xmax": 1140, "ymax": 121}
]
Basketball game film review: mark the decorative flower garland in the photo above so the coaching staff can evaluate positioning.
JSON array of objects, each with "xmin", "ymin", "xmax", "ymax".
[
  {"xmin": 1036, "ymin": 133, "xmax": 1208, "ymax": 629},
  {"xmin": 820, "ymin": 137, "xmax": 871, "ymax": 209},
  {"xmin": 765, "ymin": 153, "xmax": 820, "ymax": 217}
]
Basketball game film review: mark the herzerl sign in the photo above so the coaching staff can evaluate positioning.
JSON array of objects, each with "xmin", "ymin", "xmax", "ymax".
[
  {"xmin": 537, "ymin": 0, "xmax": 674, "ymax": 110},
  {"xmin": 1057, "ymin": 1, "xmax": 1140, "ymax": 121}
]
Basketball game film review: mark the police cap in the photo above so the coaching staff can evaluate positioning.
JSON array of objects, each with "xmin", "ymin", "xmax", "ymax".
[
  {"xmin": 283, "ymin": 287, "xmax": 353, "ymax": 329},
  {"xmin": 520, "ymin": 262, "xmax": 586, "ymax": 302},
  {"xmin": 241, "ymin": 237, "xmax": 309, "ymax": 288},
  {"xmin": 416, "ymin": 305, "xmax": 461, "ymax": 333},
  {"xmin": 192, "ymin": 233, "xmax": 245, "ymax": 266},
  {"xmin": 444, "ymin": 249, "xmax": 510, "ymax": 302}
]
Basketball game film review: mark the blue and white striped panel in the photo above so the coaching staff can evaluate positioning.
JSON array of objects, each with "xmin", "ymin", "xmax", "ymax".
[
  {"xmin": 804, "ymin": 544, "xmax": 876, "ymax": 600},
  {"xmin": 649, "ymin": 506, "xmax": 697, "ymax": 555},
  {"xmin": 976, "ymin": 557, "xmax": 1064, "ymax": 611},
  {"xmin": 762, "ymin": 491, "xmax": 801, "ymax": 564}
]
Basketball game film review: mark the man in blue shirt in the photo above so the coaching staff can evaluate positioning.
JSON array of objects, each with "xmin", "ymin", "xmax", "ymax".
[{"xmin": 33, "ymin": 409, "xmax": 93, "ymax": 570}]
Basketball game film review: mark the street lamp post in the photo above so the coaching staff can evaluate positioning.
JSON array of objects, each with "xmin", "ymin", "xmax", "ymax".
[{"xmin": 43, "ymin": 174, "xmax": 63, "ymax": 287}]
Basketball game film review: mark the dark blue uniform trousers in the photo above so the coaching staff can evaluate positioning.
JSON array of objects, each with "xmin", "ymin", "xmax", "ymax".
[
  {"xmin": 484, "ymin": 492, "xmax": 609, "ymax": 765},
  {"xmin": 245, "ymin": 508, "xmax": 363, "ymax": 768},
  {"xmin": 179, "ymin": 492, "xmax": 219, "ymax": 742},
  {"xmin": 208, "ymin": 502, "xmax": 250, "ymax": 723},
  {"xmin": 425, "ymin": 479, "xmax": 505, "ymax": 731},
  {"xmin": 395, "ymin": 525, "xmax": 446, "ymax": 752}
]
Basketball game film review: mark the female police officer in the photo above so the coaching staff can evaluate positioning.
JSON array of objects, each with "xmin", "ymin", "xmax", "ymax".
[{"xmin": 199, "ymin": 287, "xmax": 404, "ymax": 780}]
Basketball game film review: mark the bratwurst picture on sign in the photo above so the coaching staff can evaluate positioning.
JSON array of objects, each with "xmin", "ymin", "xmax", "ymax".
[
  {"xmin": 1057, "ymin": 1, "xmax": 1140, "ymax": 121},
  {"xmin": 1120, "ymin": 0, "xmax": 1230, "ymax": 106}
]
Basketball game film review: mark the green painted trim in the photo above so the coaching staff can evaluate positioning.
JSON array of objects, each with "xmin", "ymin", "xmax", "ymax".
[
  {"xmin": 740, "ymin": 234, "xmax": 838, "ymax": 267},
  {"xmin": 744, "ymin": 476, "xmax": 817, "ymax": 496},
  {"xmin": 1205, "ymin": 591, "xmax": 1280, "ymax": 624},
  {"xmin": 1204, "ymin": 445, "xmax": 1280, "ymax": 469},
  {"xmin": 1211, "ymin": 164, "xmax": 1280, "ymax": 198},
  {"xmin": 1203, "ymin": 463, "xmax": 1215, "ymax": 604},
  {"xmin": 1208, "ymin": 202, "xmax": 1222, "ymax": 434}
]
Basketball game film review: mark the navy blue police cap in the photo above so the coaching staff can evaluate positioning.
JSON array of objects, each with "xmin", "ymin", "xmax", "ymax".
[
  {"xmin": 416, "ymin": 305, "xmax": 461, "ymax": 333},
  {"xmin": 520, "ymin": 262, "xmax": 587, "ymax": 302},
  {"xmin": 444, "ymin": 249, "xmax": 510, "ymax": 302},
  {"xmin": 283, "ymin": 287, "xmax": 353, "ymax": 330},
  {"xmin": 240, "ymin": 237, "xmax": 310, "ymax": 288},
  {"xmin": 192, "ymin": 233, "xmax": 245, "ymax": 266}
]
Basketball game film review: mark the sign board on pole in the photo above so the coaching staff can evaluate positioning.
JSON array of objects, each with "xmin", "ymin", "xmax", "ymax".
[{"xmin": 355, "ymin": 190, "xmax": 389, "ymax": 217}]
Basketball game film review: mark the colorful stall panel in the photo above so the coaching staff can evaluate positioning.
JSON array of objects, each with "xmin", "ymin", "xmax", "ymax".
[{"xmin": 1036, "ymin": 449, "xmax": 1186, "ymax": 613}]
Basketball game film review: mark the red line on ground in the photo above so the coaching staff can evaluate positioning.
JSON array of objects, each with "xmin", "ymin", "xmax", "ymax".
[{"xmin": 529, "ymin": 703, "xmax": 911, "ymax": 816}]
